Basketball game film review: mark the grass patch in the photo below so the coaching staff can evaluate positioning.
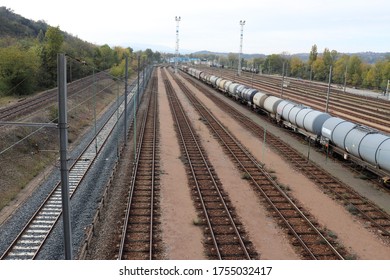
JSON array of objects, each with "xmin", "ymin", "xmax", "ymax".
[
  {"xmin": 327, "ymin": 230, "xmax": 338, "ymax": 239},
  {"xmin": 345, "ymin": 254, "xmax": 358, "ymax": 260},
  {"xmin": 192, "ymin": 217, "xmax": 202, "ymax": 226},
  {"xmin": 48, "ymin": 105, "xmax": 59, "ymax": 123},
  {"xmin": 279, "ymin": 184, "xmax": 291, "ymax": 191},
  {"xmin": 346, "ymin": 203, "xmax": 360, "ymax": 215},
  {"xmin": 241, "ymin": 172, "xmax": 251, "ymax": 180}
]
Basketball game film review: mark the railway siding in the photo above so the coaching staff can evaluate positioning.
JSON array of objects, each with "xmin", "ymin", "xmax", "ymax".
[
  {"xmin": 182, "ymin": 70, "xmax": 390, "ymax": 238},
  {"xmin": 162, "ymin": 68, "xmax": 258, "ymax": 260},
  {"xmin": 172, "ymin": 69, "xmax": 347, "ymax": 260}
]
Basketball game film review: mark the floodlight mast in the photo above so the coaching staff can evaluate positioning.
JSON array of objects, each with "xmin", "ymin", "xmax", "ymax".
[
  {"xmin": 238, "ymin": 20, "xmax": 245, "ymax": 76},
  {"xmin": 175, "ymin": 16, "xmax": 181, "ymax": 74}
]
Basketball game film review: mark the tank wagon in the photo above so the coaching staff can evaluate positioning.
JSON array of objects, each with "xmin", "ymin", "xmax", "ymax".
[
  {"xmin": 242, "ymin": 67, "xmax": 259, "ymax": 74},
  {"xmin": 321, "ymin": 118, "xmax": 390, "ymax": 177},
  {"xmin": 181, "ymin": 66, "xmax": 390, "ymax": 184}
]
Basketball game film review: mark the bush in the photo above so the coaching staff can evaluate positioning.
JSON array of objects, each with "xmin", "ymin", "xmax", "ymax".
[{"xmin": 0, "ymin": 46, "xmax": 39, "ymax": 96}]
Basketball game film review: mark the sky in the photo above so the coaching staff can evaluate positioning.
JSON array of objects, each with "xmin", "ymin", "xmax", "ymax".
[{"xmin": 2, "ymin": 0, "xmax": 389, "ymax": 55}]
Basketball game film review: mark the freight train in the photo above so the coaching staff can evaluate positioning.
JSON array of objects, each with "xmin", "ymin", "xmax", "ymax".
[{"xmin": 182, "ymin": 66, "xmax": 390, "ymax": 186}]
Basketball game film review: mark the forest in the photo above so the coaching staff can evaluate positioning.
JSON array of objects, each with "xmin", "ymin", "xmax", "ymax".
[{"xmin": 0, "ymin": 7, "xmax": 162, "ymax": 97}]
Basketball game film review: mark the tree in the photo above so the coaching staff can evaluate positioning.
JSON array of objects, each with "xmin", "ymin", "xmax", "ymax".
[
  {"xmin": 347, "ymin": 55, "xmax": 363, "ymax": 86},
  {"xmin": 39, "ymin": 26, "xmax": 64, "ymax": 87},
  {"xmin": 333, "ymin": 55, "xmax": 349, "ymax": 84},
  {"xmin": 264, "ymin": 54, "xmax": 284, "ymax": 74},
  {"xmin": 309, "ymin": 44, "xmax": 318, "ymax": 66},
  {"xmin": 312, "ymin": 57, "xmax": 326, "ymax": 81},
  {"xmin": 227, "ymin": 53, "xmax": 238, "ymax": 69},
  {"xmin": 290, "ymin": 57, "xmax": 305, "ymax": 78},
  {"xmin": 0, "ymin": 46, "xmax": 39, "ymax": 95},
  {"xmin": 93, "ymin": 44, "xmax": 116, "ymax": 70}
]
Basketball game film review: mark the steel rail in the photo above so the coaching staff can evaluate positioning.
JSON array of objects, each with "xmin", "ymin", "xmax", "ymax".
[
  {"xmin": 188, "ymin": 70, "xmax": 390, "ymax": 233},
  {"xmin": 0, "ymin": 80, "xmax": 136, "ymax": 260},
  {"xmin": 163, "ymin": 69, "xmax": 253, "ymax": 260},
  {"xmin": 118, "ymin": 76, "xmax": 158, "ymax": 260},
  {"xmin": 184, "ymin": 72, "xmax": 390, "ymax": 238},
  {"xmin": 174, "ymin": 71, "xmax": 344, "ymax": 260}
]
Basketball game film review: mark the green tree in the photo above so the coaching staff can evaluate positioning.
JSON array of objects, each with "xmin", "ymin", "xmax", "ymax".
[
  {"xmin": 309, "ymin": 44, "xmax": 318, "ymax": 66},
  {"xmin": 312, "ymin": 57, "xmax": 326, "ymax": 81},
  {"xmin": 333, "ymin": 55, "xmax": 349, "ymax": 84},
  {"xmin": 0, "ymin": 46, "xmax": 39, "ymax": 96},
  {"xmin": 264, "ymin": 54, "xmax": 283, "ymax": 74},
  {"xmin": 94, "ymin": 44, "xmax": 115, "ymax": 70},
  {"xmin": 347, "ymin": 55, "xmax": 363, "ymax": 86},
  {"xmin": 290, "ymin": 57, "xmax": 305, "ymax": 78},
  {"xmin": 39, "ymin": 26, "xmax": 64, "ymax": 87},
  {"xmin": 227, "ymin": 53, "xmax": 238, "ymax": 69}
]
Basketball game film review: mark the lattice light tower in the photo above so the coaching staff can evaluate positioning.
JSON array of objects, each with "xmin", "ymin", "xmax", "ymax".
[
  {"xmin": 175, "ymin": 16, "xmax": 181, "ymax": 74},
  {"xmin": 238, "ymin": 20, "xmax": 245, "ymax": 76}
]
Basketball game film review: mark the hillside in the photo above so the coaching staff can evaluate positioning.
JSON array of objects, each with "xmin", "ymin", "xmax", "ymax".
[{"xmin": 0, "ymin": 7, "xmax": 48, "ymax": 37}]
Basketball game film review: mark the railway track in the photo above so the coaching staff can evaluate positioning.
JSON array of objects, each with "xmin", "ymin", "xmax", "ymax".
[
  {"xmin": 183, "ymin": 72, "xmax": 390, "ymax": 239},
  {"xmin": 0, "ymin": 80, "xmax": 138, "ymax": 260},
  {"xmin": 118, "ymin": 74, "xmax": 162, "ymax": 260},
  {"xmin": 170, "ymin": 69, "xmax": 346, "ymax": 260},
  {"xmin": 162, "ymin": 68, "xmax": 258, "ymax": 260},
  {"xmin": 0, "ymin": 72, "xmax": 110, "ymax": 121}
]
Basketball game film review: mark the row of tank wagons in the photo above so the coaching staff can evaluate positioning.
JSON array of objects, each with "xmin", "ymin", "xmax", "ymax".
[
  {"xmin": 241, "ymin": 67, "xmax": 259, "ymax": 74},
  {"xmin": 185, "ymin": 67, "xmax": 390, "ymax": 174}
]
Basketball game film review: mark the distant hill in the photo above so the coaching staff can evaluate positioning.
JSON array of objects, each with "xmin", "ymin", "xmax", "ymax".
[
  {"xmin": 191, "ymin": 50, "xmax": 389, "ymax": 64},
  {"xmin": 0, "ymin": 6, "xmax": 49, "ymax": 37},
  {"xmin": 347, "ymin": 52, "xmax": 390, "ymax": 64}
]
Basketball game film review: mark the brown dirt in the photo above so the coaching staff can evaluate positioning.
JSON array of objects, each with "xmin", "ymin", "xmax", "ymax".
[
  {"xmin": 175, "ymin": 72, "xmax": 390, "ymax": 260},
  {"xmin": 157, "ymin": 69, "xmax": 205, "ymax": 259},
  {"xmin": 166, "ymin": 70, "xmax": 299, "ymax": 259}
]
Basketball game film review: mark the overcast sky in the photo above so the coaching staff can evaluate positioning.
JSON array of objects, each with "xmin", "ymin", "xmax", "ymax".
[{"xmin": 2, "ymin": 0, "xmax": 389, "ymax": 54}]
